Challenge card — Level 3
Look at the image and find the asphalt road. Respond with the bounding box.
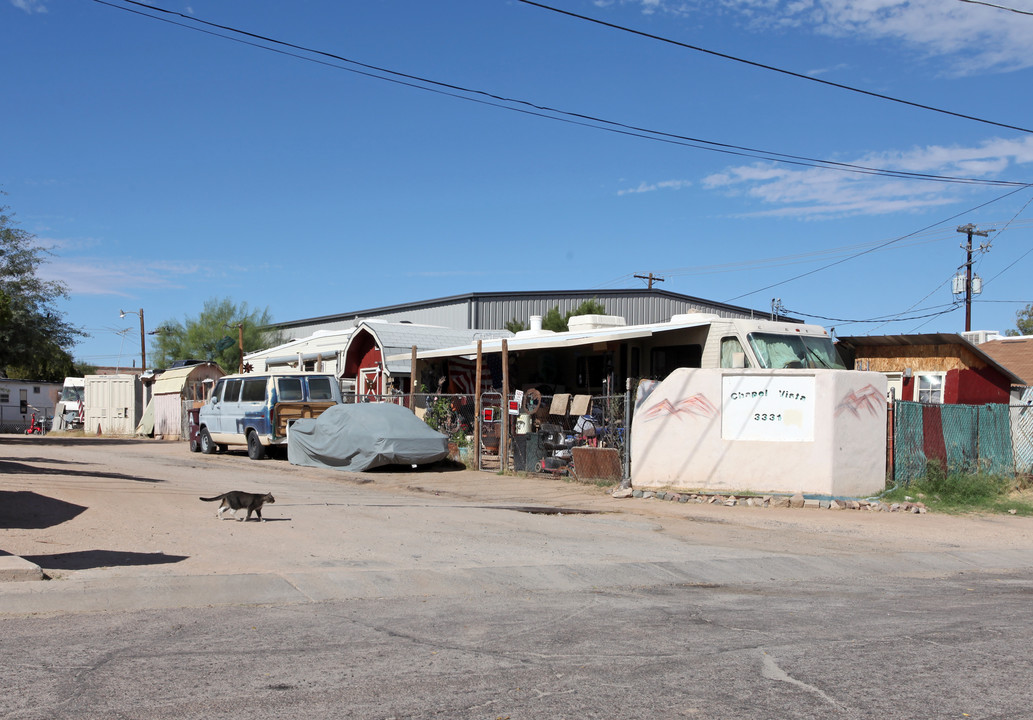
[2,436,1032,719]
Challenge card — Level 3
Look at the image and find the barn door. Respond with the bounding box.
[360,367,380,400]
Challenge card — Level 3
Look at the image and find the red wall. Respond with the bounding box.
[946,367,1011,404]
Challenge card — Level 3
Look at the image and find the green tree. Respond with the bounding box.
[0,201,84,380]
[1004,303,1033,337]
[539,299,608,333]
[505,318,527,333]
[541,305,567,332]
[151,297,283,373]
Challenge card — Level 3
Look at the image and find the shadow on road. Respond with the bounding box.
[0,437,149,447]
[0,491,88,529]
[13,550,189,571]
[0,460,164,483]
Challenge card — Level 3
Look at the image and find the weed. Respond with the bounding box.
[885,461,1033,515]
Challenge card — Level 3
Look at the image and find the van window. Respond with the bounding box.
[277,377,303,401]
[308,377,334,401]
[241,378,267,403]
[223,379,243,401]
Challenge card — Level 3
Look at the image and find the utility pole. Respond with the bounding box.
[634,273,665,289]
[956,224,992,333]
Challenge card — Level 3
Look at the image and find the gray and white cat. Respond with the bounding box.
[199,491,275,522]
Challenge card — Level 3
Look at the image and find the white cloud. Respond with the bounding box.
[701,136,1033,218]
[39,258,204,296]
[618,179,693,195]
[619,0,1033,74]
[11,0,48,13]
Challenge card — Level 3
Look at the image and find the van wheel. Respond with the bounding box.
[247,431,267,460]
[200,428,216,454]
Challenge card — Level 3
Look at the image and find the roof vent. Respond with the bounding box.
[515,315,556,338]
[567,315,627,332]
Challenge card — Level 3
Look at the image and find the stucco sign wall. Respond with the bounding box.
[721,374,815,442]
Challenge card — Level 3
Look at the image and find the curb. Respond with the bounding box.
[0,555,44,582]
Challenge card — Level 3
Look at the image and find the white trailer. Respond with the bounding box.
[84,374,143,435]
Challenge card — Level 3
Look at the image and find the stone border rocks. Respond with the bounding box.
[612,488,928,514]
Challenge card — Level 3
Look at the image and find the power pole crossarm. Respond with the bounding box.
[634,273,665,290]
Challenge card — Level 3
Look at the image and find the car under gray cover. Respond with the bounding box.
[287,402,448,472]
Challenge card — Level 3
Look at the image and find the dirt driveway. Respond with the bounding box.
[3,435,1032,584]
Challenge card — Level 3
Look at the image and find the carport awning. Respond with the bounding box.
[387,318,713,363]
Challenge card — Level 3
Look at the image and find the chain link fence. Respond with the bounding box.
[893,400,1018,485]
[1013,388,1033,475]
[0,406,49,435]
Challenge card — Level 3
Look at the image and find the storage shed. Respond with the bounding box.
[152,362,225,440]
[837,333,1023,405]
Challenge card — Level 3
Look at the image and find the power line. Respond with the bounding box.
[517,0,1033,136]
[787,302,962,324]
[957,0,1033,16]
[724,184,1033,303]
[90,0,1033,188]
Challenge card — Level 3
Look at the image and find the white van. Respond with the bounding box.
[198,373,342,459]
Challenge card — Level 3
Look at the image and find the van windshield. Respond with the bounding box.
[747,333,845,369]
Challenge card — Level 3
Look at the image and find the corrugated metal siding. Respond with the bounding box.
[278,291,770,337]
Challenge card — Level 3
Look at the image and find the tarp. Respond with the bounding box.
[287,402,448,472]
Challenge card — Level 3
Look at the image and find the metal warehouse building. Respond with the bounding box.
[273,289,790,337]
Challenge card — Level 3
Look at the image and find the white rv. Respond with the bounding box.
[52,377,86,430]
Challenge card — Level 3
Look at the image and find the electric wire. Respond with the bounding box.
[978,192,1033,286]
[957,0,1033,16]
[90,0,1032,188]
[723,184,1032,303]
[786,302,963,325]
[518,0,1033,136]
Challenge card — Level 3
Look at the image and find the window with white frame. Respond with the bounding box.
[916,372,945,404]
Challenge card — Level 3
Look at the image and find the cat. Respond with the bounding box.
[199,491,275,522]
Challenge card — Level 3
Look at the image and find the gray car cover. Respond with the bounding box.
[287,402,448,471]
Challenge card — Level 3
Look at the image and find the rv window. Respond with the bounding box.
[307,377,334,401]
[720,337,750,368]
[223,379,243,402]
[240,378,266,403]
[747,333,845,370]
[277,377,304,401]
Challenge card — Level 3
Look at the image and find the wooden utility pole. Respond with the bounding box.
[137,308,146,371]
[634,273,665,289]
[501,339,509,473]
[408,345,417,413]
[957,224,991,333]
[474,340,483,469]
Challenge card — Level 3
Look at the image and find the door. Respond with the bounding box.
[360,367,380,400]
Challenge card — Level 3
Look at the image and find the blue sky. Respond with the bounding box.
[5,0,1033,367]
